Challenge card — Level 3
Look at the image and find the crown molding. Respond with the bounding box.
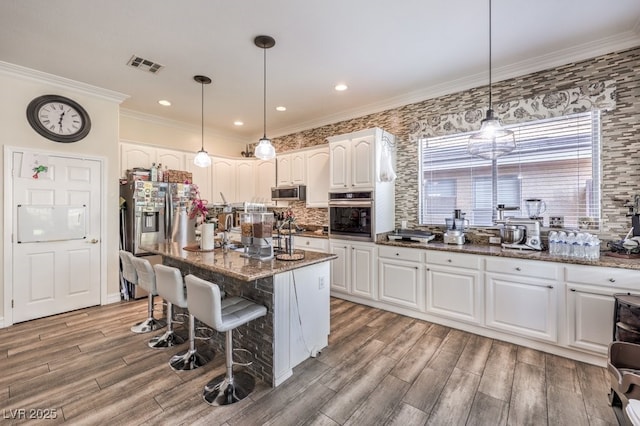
[269,31,640,139]
[0,61,128,103]
[120,108,249,144]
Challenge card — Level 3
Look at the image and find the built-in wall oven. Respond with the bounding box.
[328,191,374,241]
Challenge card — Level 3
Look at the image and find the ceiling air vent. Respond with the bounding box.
[126,55,164,74]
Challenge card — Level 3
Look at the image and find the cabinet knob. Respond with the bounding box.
[415,266,418,270]
[396,253,400,256]
[609,278,616,283]
[306,241,310,245]
[447,259,452,263]
[515,267,521,271]
[570,288,576,292]
[547,285,554,289]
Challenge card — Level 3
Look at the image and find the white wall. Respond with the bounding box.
[0,63,125,322]
[120,110,249,158]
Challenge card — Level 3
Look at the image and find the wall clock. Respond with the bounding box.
[26,94,91,143]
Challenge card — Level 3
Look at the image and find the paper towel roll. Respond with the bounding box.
[201,223,215,250]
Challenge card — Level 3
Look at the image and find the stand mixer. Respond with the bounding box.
[501,217,543,251]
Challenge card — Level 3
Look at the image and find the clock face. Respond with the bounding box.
[37,101,84,136]
[26,95,91,143]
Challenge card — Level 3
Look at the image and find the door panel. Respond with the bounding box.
[12,152,101,323]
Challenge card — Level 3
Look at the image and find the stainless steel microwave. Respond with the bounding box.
[271,185,306,201]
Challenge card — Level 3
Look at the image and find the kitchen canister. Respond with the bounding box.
[200,223,215,250]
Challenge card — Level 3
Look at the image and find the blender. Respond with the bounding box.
[525,199,546,220]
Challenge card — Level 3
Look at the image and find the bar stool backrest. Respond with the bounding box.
[119,250,138,285]
[185,274,223,331]
[130,256,157,294]
[153,264,187,309]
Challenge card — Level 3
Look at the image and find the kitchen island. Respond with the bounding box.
[142,242,337,387]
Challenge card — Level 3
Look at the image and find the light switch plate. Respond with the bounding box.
[489,236,501,244]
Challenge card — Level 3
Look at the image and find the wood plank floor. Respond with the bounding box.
[0,297,618,425]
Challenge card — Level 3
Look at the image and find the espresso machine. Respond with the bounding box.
[501,217,544,251]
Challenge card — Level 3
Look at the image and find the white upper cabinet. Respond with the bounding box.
[327,128,391,190]
[236,160,256,203]
[120,143,156,177]
[255,159,276,206]
[184,153,212,202]
[304,147,330,208]
[211,157,237,204]
[276,152,305,186]
[156,148,185,171]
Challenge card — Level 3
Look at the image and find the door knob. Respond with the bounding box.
[88,238,99,244]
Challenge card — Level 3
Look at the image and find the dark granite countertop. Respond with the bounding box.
[142,242,337,281]
[376,239,640,271]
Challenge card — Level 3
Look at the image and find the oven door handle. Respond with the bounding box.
[328,200,373,207]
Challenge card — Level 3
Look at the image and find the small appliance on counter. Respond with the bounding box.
[387,229,435,244]
[500,217,543,251]
[239,211,274,260]
[495,204,520,224]
[525,198,547,221]
[444,209,467,245]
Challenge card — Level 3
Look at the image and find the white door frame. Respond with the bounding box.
[3,145,108,327]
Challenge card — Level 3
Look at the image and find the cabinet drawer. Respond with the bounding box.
[295,236,329,252]
[427,251,481,270]
[565,265,640,290]
[378,245,424,263]
[485,257,558,280]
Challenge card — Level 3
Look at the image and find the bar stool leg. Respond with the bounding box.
[203,330,255,406]
[148,301,185,348]
[169,314,210,371]
[131,293,167,334]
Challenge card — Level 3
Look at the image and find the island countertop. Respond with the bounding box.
[141,242,337,281]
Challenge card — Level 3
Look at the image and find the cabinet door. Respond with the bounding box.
[485,273,557,342]
[379,258,423,310]
[184,153,212,203]
[255,159,276,205]
[236,160,256,203]
[156,149,185,171]
[294,236,329,253]
[305,148,330,208]
[351,135,374,189]
[566,283,616,354]
[426,266,482,324]
[276,154,292,186]
[329,141,350,189]
[351,243,376,300]
[120,143,156,177]
[329,242,349,293]
[291,152,306,185]
[211,158,237,204]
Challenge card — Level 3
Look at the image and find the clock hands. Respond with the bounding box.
[58,109,66,133]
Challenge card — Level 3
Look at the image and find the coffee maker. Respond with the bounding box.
[501,217,543,251]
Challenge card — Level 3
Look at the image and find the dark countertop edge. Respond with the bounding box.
[142,243,337,282]
[376,239,640,271]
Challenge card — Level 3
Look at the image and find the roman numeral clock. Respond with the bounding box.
[26,95,91,143]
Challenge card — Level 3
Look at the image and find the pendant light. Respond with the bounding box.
[193,75,212,168]
[468,0,515,160]
[254,35,277,160]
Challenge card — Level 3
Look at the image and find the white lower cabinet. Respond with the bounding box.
[485,258,559,343]
[425,252,482,325]
[378,246,424,310]
[329,240,376,299]
[564,264,640,354]
[294,236,329,253]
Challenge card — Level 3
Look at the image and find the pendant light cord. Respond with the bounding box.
[201,81,205,150]
[488,0,493,111]
[263,45,267,139]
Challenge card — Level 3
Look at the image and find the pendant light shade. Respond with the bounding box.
[468,0,515,160]
[193,75,212,168]
[254,35,277,160]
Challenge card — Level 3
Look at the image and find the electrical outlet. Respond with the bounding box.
[318,277,325,290]
[489,236,502,244]
[401,220,408,229]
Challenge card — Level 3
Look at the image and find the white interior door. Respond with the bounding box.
[12,152,101,323]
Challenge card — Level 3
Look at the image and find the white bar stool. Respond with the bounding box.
[185,274,267,406]
[119,250,138,294]
[149,264,187,349]
[129,256,166,333]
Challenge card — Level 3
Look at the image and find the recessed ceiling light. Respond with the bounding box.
[233,120,244,126]
[334,84,348,91]
[158,100,171,106]
[275,106,286,112]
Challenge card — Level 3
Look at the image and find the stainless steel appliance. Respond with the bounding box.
[444,209,467,245]
[271,185,306,201]
[500,217,543,250]
[239,211,274,260]
[525,198,547,220]
[120,180,192,255]
[328,191,374,241]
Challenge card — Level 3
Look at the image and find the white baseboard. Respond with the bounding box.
[104,292,122,305]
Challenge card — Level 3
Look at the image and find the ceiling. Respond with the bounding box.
[2,0,640,144]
